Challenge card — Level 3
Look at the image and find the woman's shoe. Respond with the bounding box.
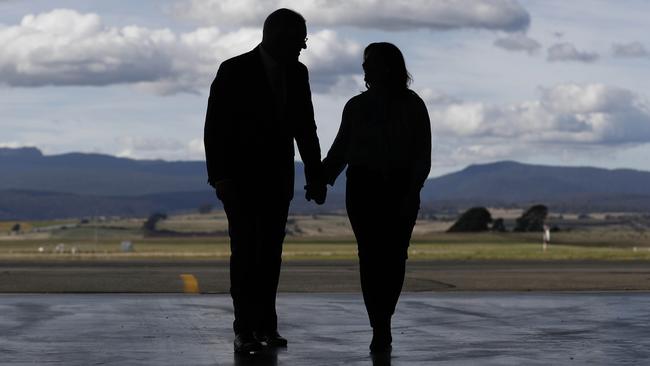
[369,327,392,353]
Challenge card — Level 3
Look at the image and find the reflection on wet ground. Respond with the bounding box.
[1,293,649,365]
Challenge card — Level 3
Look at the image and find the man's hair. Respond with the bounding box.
[262,8,306,41]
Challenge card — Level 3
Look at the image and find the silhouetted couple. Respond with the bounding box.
[204,8,431,355]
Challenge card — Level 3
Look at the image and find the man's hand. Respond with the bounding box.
[305,183,327,205]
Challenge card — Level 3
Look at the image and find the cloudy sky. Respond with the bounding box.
[2,0,650,177]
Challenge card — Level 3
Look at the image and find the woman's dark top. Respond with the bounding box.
[323,87,431,194]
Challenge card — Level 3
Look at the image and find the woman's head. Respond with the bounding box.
[363,42,412,91]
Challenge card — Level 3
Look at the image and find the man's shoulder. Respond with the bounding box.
[219,48,259,70]
[296,61,308,72]
[287,61,308,78]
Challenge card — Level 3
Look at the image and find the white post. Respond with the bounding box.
[542,225,550,252]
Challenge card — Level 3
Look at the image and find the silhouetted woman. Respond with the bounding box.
[323,42,431,352]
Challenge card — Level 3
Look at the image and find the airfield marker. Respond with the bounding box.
[543,225,550,252]
[180,274,200,294]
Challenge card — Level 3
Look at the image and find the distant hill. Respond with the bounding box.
[2,147,650,219]
[421,161,650,212]
[0,147,208,196]
[0,147,343,219]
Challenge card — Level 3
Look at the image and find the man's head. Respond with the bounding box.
[262,8,307,63]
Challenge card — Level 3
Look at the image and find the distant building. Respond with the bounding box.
[121,241,134,253]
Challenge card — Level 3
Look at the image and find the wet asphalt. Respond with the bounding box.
[1,292,649,365]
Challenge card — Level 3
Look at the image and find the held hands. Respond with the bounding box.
[305,183,327,205]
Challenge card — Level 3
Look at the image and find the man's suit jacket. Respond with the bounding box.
[204,46,322,200]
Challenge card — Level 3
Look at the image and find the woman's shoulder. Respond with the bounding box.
[405,89,426,105]
[343,92,368,112]
[344,88,425,109]
[348,91,369,103]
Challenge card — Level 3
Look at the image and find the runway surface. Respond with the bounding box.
[1,260,650,293]
[1,292,649,365]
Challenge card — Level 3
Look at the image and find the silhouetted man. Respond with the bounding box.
[204,8,326,354]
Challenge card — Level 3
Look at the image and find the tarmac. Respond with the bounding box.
[2,292,650,365]
[3,260,650,292]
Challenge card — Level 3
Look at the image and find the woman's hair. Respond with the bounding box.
[363,42,412,91]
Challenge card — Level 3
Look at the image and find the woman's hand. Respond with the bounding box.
[305,183,327,205]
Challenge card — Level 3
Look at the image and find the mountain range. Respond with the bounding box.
[2,147,650,219]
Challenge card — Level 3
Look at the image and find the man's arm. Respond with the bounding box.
[293,64,326,204]
[204,61,236,188]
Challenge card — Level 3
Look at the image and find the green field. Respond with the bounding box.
[1,234,650,261]
[2,211,650,261]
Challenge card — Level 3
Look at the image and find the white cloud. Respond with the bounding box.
[612,42,648,58]
[188,138,205,155]
[299,30,360,84]
[116,136,206,160]
[547,42,599,63]
[425,83,650,145]
[493,32,541,54]
[0,9,361,94]
[424,84,650,170]
[0,141,34,149]
[538,83,635,115]
[0,10,177,87]
[418,89,462,105]
[116,136,185,152]
[431,141,525,169]
[173,0,530,32]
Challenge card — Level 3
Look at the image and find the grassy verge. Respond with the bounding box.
[1,237,650,261]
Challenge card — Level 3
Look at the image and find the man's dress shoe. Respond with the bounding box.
[234,333,263,354]
[254,330,288,347]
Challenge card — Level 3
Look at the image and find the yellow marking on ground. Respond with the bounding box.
[180,274,200,294]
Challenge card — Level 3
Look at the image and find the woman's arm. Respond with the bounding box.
[410,95,432,192]
[322,99,354,186]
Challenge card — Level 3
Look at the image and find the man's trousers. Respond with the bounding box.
[221,190,290,334]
